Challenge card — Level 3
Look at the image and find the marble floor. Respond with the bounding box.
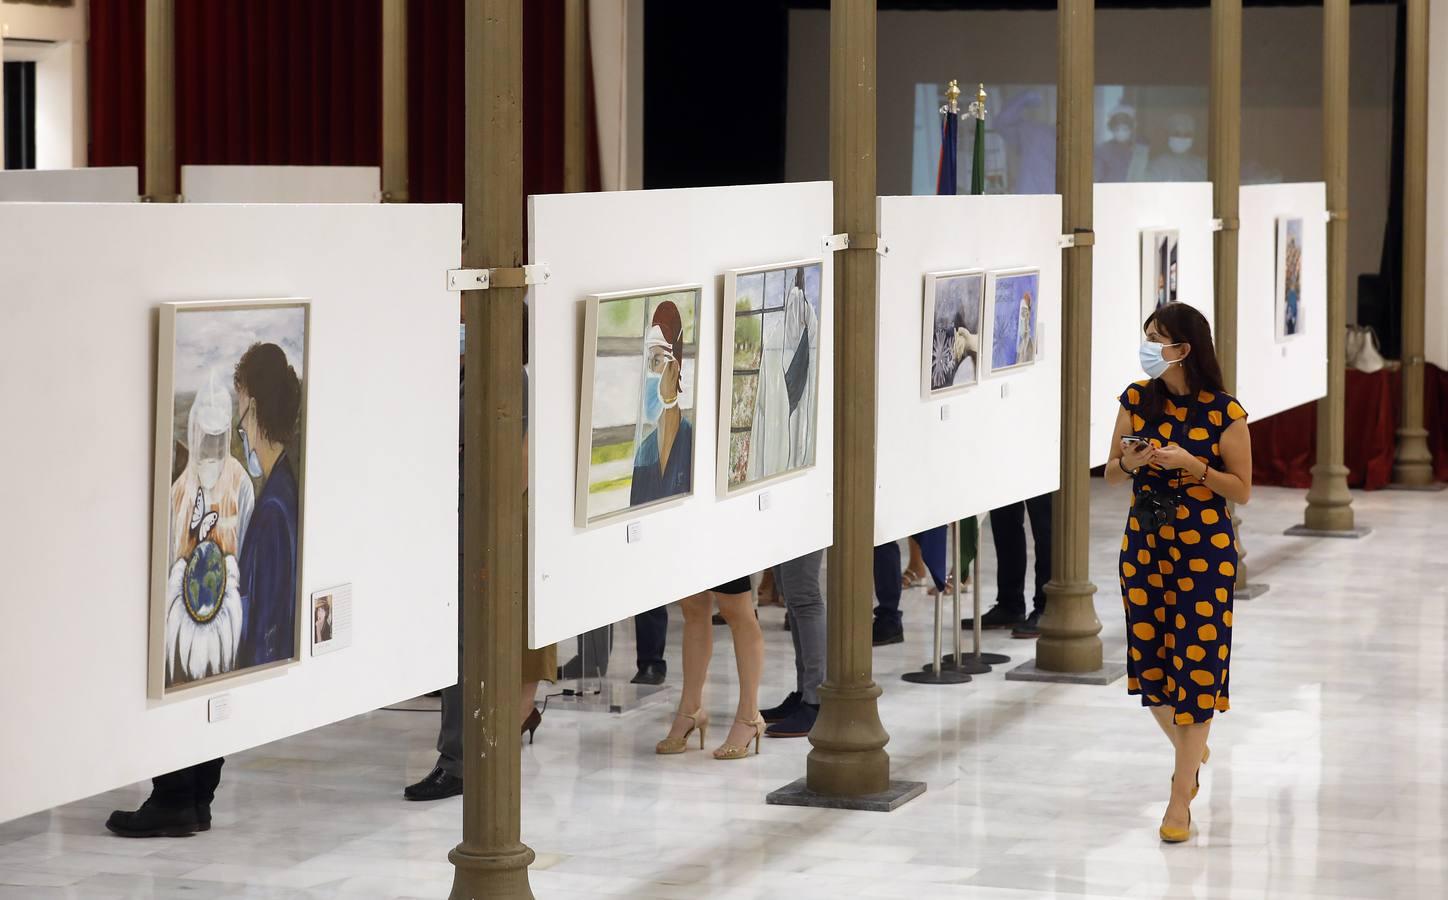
[3,482,1446,899]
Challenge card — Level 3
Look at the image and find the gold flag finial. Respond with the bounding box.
[941,79,962,116]
[978,83,987,105]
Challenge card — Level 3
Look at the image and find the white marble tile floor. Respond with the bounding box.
[1,482,1445,899]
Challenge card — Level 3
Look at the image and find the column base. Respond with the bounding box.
[1386,480,1446,492]
[1034,577,1103,673]
[448,843,535,900]
[1005,659,1126,685]
[806,680,891,797]
[1284,524,1373,539]
[766,777,926,812]
[1392,428,1435,486]
[1303,462,1355,532]
[1236,582,1271,600]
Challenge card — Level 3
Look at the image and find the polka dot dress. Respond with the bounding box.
[1118,381,1247,725]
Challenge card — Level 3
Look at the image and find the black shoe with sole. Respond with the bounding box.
[766,702,819,738]
[872,619,904,646]
[760,691,802,723]
[404,767,464,802]
[105,801,200,838]
[1011,608,1044,639]
[961,604,1026,631]
[630,663,666,686]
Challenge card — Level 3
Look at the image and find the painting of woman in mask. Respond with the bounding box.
[150,299,309,697]
[719,261,823,494]
[576,286,700,526]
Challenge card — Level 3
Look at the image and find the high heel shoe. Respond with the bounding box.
[1159,809,1192,843]
[521,708,542,744]
[712,715,765,760]
[655,710,709,755]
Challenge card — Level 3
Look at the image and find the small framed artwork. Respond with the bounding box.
[576,285,702,527]
[921,269,985,399]
[984,268,1041,376]
[717,260,824,496]
[1275,216,1304,341]
[149,298,310,699]
[1139,228,1180,327]
[311,585,353,656]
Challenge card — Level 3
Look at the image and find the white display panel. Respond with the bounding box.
[0,166,138,202]
[1238,183,1328,421]
[181,165,382,203]
[875,194,1063,545]
[1089,182,1216,467]
[0,202,460,824]
[528,183,835,647]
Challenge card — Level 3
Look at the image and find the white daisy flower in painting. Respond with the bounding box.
[164,544,243,686]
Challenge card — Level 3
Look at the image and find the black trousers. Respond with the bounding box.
[989,492,1053,616]
[634,606,668,669]
[150,758,224,811]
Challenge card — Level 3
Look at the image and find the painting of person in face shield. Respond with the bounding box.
[152,300,308,695]
[577,288,699,525]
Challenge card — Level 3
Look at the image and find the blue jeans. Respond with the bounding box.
[872,525,948,629]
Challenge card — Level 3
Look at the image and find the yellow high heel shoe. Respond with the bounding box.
[655,710,709,755]
[1160,809,1192,843]
[712,715,765,760]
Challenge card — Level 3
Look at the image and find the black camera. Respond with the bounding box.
[1134,490,1179,533]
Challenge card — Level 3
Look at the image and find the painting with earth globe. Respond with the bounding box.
[149,299,309,697]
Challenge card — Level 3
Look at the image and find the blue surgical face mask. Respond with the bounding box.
[239,403,265,478]
[1139,341,1182,380]
[642,372,664,423]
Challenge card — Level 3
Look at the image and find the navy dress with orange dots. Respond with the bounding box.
[1118,381,1247,725]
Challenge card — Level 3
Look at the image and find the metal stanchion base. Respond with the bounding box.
[929,654,997,675]
[901,667,972,685]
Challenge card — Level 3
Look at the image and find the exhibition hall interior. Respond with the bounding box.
[4,0,1448,898]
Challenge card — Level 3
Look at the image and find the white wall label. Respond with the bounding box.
[1000,383,1011,399]
[626,522,643,544]
[940,404,952,422]
[758,491,772,512]
[311,584,354,656]
[207,694,232,723]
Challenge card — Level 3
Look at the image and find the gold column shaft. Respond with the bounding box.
[807,0,892,797]
[450,1,534,897]
[381,0,410,203]
[1037,0,1103,674]
[144,0,177,203]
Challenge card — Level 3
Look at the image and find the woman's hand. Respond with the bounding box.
[1152,443,1204,476]
[1120,440,1155,472]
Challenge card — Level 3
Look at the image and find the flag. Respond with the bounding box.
[936,80,960,196]
[969,84,987,196]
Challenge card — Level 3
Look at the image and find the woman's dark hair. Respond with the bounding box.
[234,342,302,446]
[1140,303,1225,421]
[651,300,685,392]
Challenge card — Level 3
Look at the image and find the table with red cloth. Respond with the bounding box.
[1251,364,1448,490]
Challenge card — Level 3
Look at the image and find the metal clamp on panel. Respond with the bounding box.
[823,232,889,256]
[1058,229,1095,249]
[1210,217,1240,232]
[1326,209,1348,222]
[823,233,850,252]
[447,264,551,292]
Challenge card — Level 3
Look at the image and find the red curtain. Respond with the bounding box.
[87,0,144,168]
[1251,365,1448,490]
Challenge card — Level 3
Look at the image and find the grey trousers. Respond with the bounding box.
[774,549,826,705]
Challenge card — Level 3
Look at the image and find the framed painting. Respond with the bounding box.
[149,299,310,698]
[1139,228,1180,327]
[984,268,1041,375]
[717,260,824,496]
[1275,216,1304,341]
[920,269,985,399]
[576,285,701,527]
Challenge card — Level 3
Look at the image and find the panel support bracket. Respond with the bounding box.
[447,264,551,291]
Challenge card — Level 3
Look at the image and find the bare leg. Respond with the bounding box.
[715,590,763,749]
[518,681,539,725]
[665,593,713,741]
[1164,719,1212,831]
[903,537,926,585]
[1149,704,1182,751]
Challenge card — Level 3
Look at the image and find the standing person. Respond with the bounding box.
[628,301,693,686]
[654,577,765,760]
[1146,112,1207,182]
[964,493,1053,638]
[759,550,825,737]
[1105,303,1251,843]
[873,526,947,646]
[1094,105,1149,183]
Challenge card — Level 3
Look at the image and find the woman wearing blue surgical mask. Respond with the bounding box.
[1104,303,1252,844]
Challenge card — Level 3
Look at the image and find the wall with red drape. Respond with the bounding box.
[87,0,144,168]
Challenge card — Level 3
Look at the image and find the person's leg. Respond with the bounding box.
[1165,720,1212,832]
[715,590,764,750]
[435,601,464,777]
[1025,492,1054,611]
[662,593,713,743]
[903,536,927,584]
[1148,705,1182,750]
[872,541,903,638]
[106,765,204,836]
[519,681,540,724]
[775,551,825,705]
[634,605,668,671]
[914,526,949,592]
[990,501,1028,615]
[191,758,224,830]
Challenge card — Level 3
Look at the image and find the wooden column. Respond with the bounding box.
[1393,0,1436,487]
[1300,0,1358,533]
[563,0,588,194]
[808,0,892,798]
[380,0,410,203]
[143,0,177,203]
[1034,0,1104,675]
[449,1,534,898]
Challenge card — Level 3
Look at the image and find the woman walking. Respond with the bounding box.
[1104,303,1252,843]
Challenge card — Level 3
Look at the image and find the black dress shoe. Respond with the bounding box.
[630,663,666,686]
[1011,608,1044,639]
[196,803,211,833]
[872,619,904,646]
[404,767,464,801]
[961,603,1026,631]
[760,691,802,723]
[105,801,199,838]
[765,702,819,738]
